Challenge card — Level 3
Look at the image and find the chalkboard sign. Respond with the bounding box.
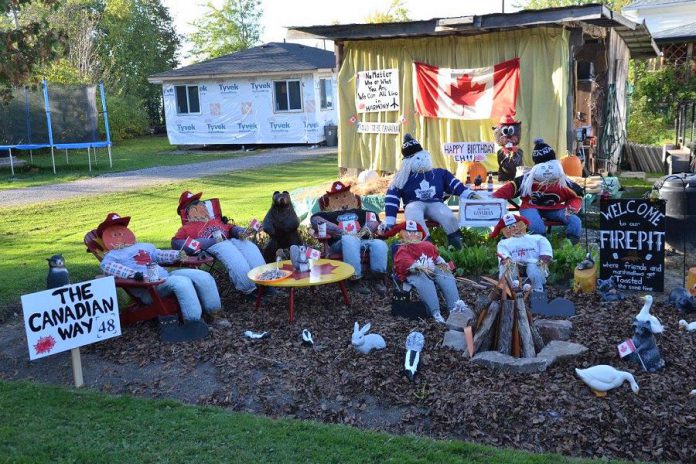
[599,199,666,292]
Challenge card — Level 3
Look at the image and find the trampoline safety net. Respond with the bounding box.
[0,86,50,147]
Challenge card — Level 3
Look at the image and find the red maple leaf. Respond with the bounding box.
[133,250,152,265]
[282,263,338,280]
[34,335,56,355]
[448,73,487,107]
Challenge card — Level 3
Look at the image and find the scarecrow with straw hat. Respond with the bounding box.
[384,134,479,249]
[97,212,221,326]
[489,213,553,292]
[385,220,470,323]
[171,190,266,298]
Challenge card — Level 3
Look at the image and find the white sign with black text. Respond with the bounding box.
[459,197,507,227]
[355,69,400,113]
[356,122,401,134]
[22,277,121,360]
[443,142,495,163]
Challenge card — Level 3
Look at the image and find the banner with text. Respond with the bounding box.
[599,199,666,292]
[356,122,401,134]
[22,277,121,360]
[355,69,400,113]
[443,142,495,162]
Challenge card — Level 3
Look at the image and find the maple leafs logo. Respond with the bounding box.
[449,73,486,107]
[133,250,152,265]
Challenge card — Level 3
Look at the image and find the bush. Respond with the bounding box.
[102,94,150,141]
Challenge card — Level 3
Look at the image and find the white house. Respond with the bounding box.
[148,42,338,146]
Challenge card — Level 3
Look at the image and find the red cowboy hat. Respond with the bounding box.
[382,220,427,238]
[177,191,203,214]
[497,114,521,126]
[96,212,131,237]
[325,181,352,196]
[489,213,529,239]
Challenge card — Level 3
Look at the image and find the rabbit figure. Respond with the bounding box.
[351,322,386,354]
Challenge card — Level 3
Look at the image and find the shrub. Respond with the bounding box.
[101,94,150,141]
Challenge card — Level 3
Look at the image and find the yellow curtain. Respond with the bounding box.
[337,27,569,174]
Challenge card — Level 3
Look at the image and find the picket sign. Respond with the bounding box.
[21,276,121,387]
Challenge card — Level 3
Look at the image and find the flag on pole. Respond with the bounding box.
[306,247,321,260]
[183,236,202,254]
[617,339,636,358]
[248,218,262,232]
[413,58,520,120]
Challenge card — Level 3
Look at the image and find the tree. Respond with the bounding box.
[189,0,262,61]
[364,0,409,23]
[516,0,632,10]
[0,0,64,100]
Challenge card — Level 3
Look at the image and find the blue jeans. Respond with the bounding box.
[499,262,547,292]
[209,238,266,294]
[520,208,581,239]
[406,268,460,316]
[330,235,388,278]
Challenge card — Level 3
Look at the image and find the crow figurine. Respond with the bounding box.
[46,254,70,289]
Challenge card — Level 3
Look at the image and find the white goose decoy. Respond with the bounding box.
[575,365,639,397]
[678,320,696,332]
[691,389,696,396]
[635,295,664,334]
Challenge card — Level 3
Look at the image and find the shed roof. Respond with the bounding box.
[624,0,691,9]
[148,42,335,83]
[652,21,696,42]
[287,4,659,58]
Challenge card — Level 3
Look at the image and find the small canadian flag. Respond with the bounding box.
[183,236,202,253]
[617,339,637,358]
[339,220,359,234]
[248,218,262,232]
[349,115,358,125]
[306,247,321,260]
[366,212,377,222]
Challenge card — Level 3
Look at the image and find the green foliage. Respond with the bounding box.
[0,0,64,99]
[364,0,409,23]
[547,239,593,284]
[626,95,672,145]
[439,244,499,277]
[516,0,630,10]
[104,94,150,140]
[189,0,262,61]
[34,59,90,85]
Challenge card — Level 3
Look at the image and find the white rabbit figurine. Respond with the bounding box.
[351,322,386,354]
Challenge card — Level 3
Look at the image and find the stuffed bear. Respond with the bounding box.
[262,190,301,263]
[493,114,524,182]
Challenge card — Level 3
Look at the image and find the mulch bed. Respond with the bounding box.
[90,282,696,462]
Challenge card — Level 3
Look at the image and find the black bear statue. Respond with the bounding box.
[262,190,301,263]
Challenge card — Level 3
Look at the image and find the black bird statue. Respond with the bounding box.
[46,254,70,289]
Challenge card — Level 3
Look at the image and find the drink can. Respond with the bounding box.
[318,222,327,238]
[146,263,159,282]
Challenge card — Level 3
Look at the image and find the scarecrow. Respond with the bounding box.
[384,134,478,249]
[98,212,221,323]
[493,114,524,182]
[385,220,467,323]
[171,191,266,297]
[310,181,388,294]
[489,213,552,292]
[492,139,583,244]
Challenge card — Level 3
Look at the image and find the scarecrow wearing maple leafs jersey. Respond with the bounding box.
[310,181,387,292]
[384,134,478,249]
[493,139,584,244]
[171,191,265,296]
[386,220,467,323]
[97,213,221,322]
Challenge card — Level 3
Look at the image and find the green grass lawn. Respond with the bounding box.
[0,380,611,464]
[0,154,337,317]
[0,136,252,190]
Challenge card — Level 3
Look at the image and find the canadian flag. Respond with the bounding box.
[183,236,202,254]
[413,58,520,120]
[617,339,637,358]
[248,218,262,232]
[305,247,321,260]
[339,220,359,234]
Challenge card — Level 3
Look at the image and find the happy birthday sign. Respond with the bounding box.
[443,142,495,162]
[22,277,121,360]
[599,199,666,292]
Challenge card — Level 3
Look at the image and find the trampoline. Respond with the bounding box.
[0,80,112,176]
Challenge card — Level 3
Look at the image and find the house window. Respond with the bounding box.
[175,85,200,114]
[274,80,302,112]
[319,78,333,110]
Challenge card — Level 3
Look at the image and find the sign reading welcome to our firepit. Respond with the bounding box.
[599,199,666,292]
[21,277,121,360]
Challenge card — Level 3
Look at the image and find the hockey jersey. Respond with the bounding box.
[393,241,445,281]
[496,234,553,264]
[385,169,470,222]
[493,176,583,211]
[100,243,179,280]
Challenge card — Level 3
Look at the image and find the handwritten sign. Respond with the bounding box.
[21,277,121,360]
[599,199,666,292]
[355,69,400,113]
[459,197,507,227]
[357,122,400,134]
[443,142,495,162]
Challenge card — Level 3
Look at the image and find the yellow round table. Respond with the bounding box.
[247,259,355,322]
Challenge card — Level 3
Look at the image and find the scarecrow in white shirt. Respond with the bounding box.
[489,213,553,292]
